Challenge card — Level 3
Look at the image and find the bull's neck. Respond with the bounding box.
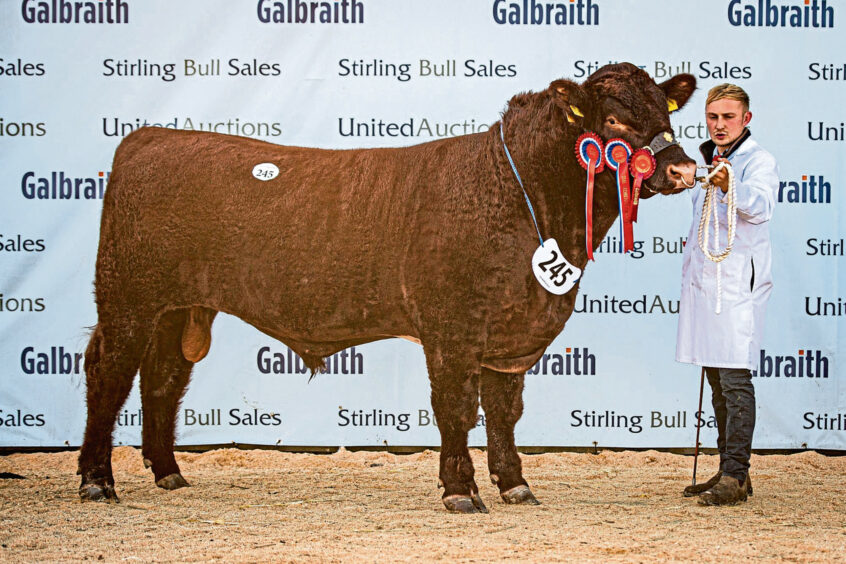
[496,114,621,265]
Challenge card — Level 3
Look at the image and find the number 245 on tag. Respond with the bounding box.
[531,238,581,295]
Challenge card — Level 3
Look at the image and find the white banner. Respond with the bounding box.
[1,0,843,450]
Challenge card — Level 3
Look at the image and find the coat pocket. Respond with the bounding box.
[715,251,749,303]
[750,257,755,292]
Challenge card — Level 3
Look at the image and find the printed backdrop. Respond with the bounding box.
[1,0,843,450]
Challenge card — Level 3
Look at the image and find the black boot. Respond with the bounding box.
[683,471,722,497]
[697,475,749,506]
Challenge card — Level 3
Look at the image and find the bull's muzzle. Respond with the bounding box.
[666,161,697,189]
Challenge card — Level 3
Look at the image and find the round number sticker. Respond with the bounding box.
[252,163,279,181]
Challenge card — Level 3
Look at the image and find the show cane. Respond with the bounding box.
[691,366,706,487]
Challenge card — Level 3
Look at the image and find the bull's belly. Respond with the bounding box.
[170,252,408,334]
[157,249,567,370]
[480,305,572,374]
[228,304,412,355]
[481,347,548,374]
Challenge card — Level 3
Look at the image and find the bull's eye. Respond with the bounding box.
[604,116,633,135]
[605,116,626,129]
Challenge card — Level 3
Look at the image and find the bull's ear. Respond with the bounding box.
[549,79,590,124]
[659,74,696,113]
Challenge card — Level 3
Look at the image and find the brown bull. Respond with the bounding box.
[78,63,697,513]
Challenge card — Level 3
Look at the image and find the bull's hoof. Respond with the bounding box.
[501,485,541,505]
[443,494,489,514]
[471,493,489,514]
[156,473,190,490]
[79,482,119,502]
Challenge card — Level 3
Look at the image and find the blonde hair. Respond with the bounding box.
[706,84,750,112]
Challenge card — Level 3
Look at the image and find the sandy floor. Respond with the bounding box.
[1,447,844,562]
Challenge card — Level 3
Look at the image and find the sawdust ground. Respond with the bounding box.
[1,447,844,562]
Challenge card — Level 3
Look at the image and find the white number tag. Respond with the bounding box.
[252,163,279,181]
[532,238,581,295]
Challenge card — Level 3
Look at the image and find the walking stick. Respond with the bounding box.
[691,366,706,486]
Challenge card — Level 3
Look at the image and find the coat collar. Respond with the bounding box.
[699,127,753,164]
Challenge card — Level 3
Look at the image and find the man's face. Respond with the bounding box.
[705,98,752,150]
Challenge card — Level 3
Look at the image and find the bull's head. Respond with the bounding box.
[551,63,697,195]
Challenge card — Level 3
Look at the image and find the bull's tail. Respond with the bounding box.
[304,353,328,382]
[78,324,105,477]
[84,324,105,378]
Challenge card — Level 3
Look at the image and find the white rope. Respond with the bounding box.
[697,160,736,315]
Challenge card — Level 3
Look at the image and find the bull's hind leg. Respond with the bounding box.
[78,321,151,501]
[480,369,539,505]
[140,309,207,490]
[424,342,487,514]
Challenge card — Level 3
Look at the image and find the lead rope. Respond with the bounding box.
[697,160,736,314]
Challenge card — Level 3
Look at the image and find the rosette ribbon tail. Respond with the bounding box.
[585,157,596,260]
[628,148,656,224]
[631,173,643,223]
[576,132,605,261]
[618,161,634,252]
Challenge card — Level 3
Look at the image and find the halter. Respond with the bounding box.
[644,129,681,156]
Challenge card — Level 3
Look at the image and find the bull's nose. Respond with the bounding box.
[667,161,696,188]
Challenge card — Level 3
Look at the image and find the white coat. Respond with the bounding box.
[675,131,779,370]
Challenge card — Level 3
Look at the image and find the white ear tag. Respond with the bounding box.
[252,163,279,181]
[532,238,581,295]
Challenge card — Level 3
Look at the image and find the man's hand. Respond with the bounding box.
[709,156,730,193]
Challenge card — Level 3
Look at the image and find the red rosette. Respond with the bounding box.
[629,148,655,223]
[629,148,657,179]
[575,132,605,173]
[604,138,632,171]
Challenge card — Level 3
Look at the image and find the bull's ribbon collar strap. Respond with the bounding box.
[500,124,544,246]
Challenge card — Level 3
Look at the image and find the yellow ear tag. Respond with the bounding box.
[567,114,576,123]
[569,105,584,117]
[667,98,679,113]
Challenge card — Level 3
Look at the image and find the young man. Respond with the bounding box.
[675,84,779,505]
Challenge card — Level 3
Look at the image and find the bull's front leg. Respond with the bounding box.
[480,368,540,505]
[424,343,487,514]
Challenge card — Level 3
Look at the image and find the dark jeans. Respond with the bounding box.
[705,366,756,483]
